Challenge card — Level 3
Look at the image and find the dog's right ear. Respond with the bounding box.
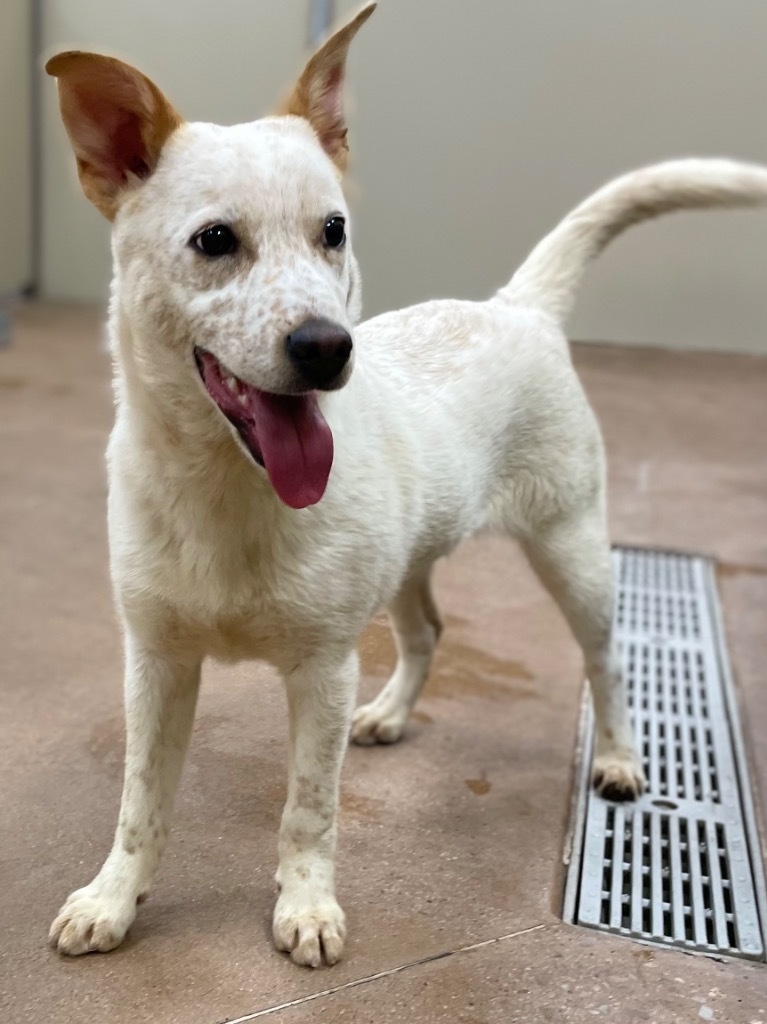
[46,52,183,220]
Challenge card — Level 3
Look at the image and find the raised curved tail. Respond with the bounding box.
[498,158,767,324]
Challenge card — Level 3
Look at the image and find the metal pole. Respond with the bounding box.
[0,0,41,344]
[27,0,43,299]
[308,0,334,47]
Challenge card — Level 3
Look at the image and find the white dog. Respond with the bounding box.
[46,2,767,968]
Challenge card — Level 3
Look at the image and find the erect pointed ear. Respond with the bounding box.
[46,52,183,220]
[277,2,376,173]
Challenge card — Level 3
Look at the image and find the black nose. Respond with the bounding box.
[286,319,353,389]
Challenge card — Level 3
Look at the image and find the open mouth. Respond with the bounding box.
[195,348,334,510]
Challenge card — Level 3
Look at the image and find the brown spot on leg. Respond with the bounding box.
[296,774,325,814]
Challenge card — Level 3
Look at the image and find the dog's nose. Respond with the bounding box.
[286,319,353,389]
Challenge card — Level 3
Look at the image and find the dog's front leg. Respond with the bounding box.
[49,631,201,955]
[273,647,357,968]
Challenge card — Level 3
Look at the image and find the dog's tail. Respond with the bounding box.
[498,158,767,324]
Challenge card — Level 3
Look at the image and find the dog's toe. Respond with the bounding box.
[350,701,407,745]
[49,885,135,955]
[592,752,646,802]
[273,892,346,968]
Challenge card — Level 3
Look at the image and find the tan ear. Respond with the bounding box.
[278,2,376,173]
[46,52,183,220]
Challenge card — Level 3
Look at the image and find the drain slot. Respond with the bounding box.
[563,547,766,960]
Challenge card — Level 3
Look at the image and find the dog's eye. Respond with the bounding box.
[193,225,238,257]
[322,216,346,249]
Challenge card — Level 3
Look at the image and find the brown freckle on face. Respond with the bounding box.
[152,827,160,841]
[124,843,136,855]
[604,728,614,741]
[297,867,310,880]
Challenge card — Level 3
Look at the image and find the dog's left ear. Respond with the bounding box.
[46,52,183,220]
[277,2,376,173]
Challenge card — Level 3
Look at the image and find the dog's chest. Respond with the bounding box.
[128,535,351,663]
[114,468,391,662]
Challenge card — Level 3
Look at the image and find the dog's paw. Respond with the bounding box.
[350,700,408,745]
[272,890,346,968]
[49,884,137,956]
[592,750,647,802]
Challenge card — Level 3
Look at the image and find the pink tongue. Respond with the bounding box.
[245,391,334,509]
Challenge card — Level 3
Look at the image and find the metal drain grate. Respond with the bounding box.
[563,547,766,960]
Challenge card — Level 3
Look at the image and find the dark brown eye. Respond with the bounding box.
[193,224,238,257]
[322,216,346,249]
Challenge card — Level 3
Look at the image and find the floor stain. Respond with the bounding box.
[0,377,73,396]
[718,560,767,579]
[632,947,655,963]
[425,639,537,702]
[465,775,492,796]
[340,789,386,822]
[412,709,434,725]
[358,618,395,677]
[443,612,469,628]
[359,619,539,703]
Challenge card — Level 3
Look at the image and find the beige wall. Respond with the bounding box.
[42,1,767,353]
[0,0,32,294]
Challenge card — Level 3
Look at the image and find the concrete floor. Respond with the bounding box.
[1,305,766,1024]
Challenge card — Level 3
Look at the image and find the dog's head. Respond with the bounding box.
[47,3,375,509]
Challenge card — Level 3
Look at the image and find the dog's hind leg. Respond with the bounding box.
[49,632,201,954]
[521,508,646,801]
[351,563,442,745]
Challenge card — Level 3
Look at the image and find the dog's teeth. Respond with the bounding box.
[226,377,237,391]
[238,393,248,405]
